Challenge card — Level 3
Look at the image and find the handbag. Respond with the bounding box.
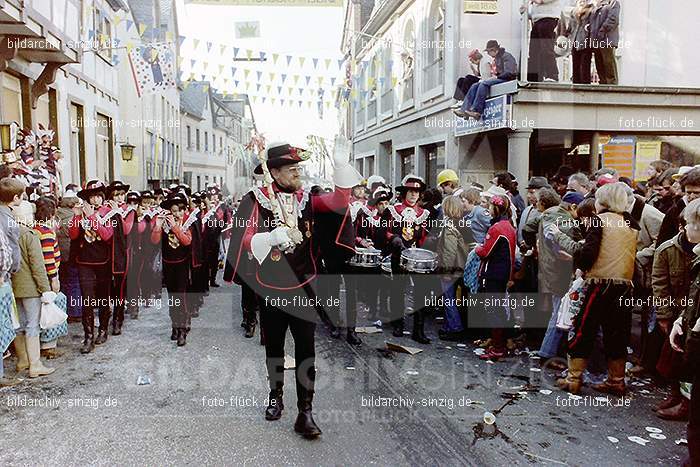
[556,277,586,330]
[40,292,68,330]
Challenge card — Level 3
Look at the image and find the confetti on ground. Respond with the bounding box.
[627,436,650,446]
[406,370,419,376]
[607,436,619,443]
[645,427,662,434]
[539,389,552,395]
[648,433,666,440]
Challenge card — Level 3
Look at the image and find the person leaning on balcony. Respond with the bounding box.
[520,0,561,82]
[589,0,620,84]
[451,49,494,107]
[566,0,595,84]
[454,40,518,121]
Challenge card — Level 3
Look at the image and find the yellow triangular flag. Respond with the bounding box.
[192,39,200,50]
[298,57,306,67]
[266,85,272,94]
[203,61,208,71]
[218,64,224,74]
[307,101,312,109]
[245,82,250,91]
[244,69,251,79]
[317,76,323,85]
[392,77,398,87]
[325,102,330,109]
[293,75,300,85]
[246,49,253,60]
[126,42,134,53]
[324,58,331,70]
[138,23,147,35]
[166,31,174,42]
[272,53,279,64]
[288,87,293,95]
[220,44,226,55]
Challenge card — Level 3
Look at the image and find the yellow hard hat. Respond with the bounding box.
[437,169,459,187]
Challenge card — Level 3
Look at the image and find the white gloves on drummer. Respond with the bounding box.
[251,226,293,264]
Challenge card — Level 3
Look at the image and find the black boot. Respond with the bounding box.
[80,308,95,354]
[346,328,362,346]
[244,322,256,339]
[95,329,109,345]
[294,393,322,439]
[330,325,341,339]
[176,328,187,347]
[171,328,178,341]
[391,319,405,338]
[129,308,139,320]
[112,320,123,336]
[265,388,284,420]
[411,311,430,344]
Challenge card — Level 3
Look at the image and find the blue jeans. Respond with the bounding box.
[440,278,463,333]
[538,294,564,359]
[461,78,507,115]
[17,297,42,337]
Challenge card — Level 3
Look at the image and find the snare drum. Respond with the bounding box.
[349,247,382,268]
[380,255,392,278]
[400,248,438,274]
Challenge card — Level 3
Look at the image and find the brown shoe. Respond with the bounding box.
[592,359,626,397]
[556,357,587,395]
[657,398,690,421]
[655,384,682,412]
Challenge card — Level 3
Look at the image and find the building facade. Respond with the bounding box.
[342,0,700,191]
[0,0,128,187]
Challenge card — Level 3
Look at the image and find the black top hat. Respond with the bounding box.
[178,184,192,197]
[396,174,427,194]
[254,142,308,175]
[106,180,130,198]
[527,176,550,190]
[191,191,203,203]
[78,180,106,201]
[160,194,188,211]
[140,190,155,200]
[368,185,393,206]
[485,40,500,51]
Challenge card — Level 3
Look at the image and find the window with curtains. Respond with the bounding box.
[423,0,445,93]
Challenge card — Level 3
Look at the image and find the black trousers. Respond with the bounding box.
[241,281,259,325]
[594,47,618,84]
[453,75,480,101]
[164,260,190,329]
[78,263,112,334]
[260,290,317,407]
[572,48,593,84]
[568,282,632,359]
[527,17,559,81]
[111,273,126,324]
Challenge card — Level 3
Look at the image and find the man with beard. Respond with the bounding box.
[224,140,359,439]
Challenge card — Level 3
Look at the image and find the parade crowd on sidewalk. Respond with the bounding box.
[0,126,234,386]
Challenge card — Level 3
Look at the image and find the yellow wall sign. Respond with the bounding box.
[186,0,342,6]
[634,141,662,181]
[602,136,636,180]
[464,0,498,14]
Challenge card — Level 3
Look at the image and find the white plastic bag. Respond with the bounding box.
[40,294,67,330]
[556,277,585,330]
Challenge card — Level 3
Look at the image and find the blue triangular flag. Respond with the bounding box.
[256,71,263,81]
[262,97,266,103]
[312,58,319,69]
[286,55,293,66]
[256,84,261,92]
[281,74,287,83]
[191,59,196,68]
[337,58,345,69]
[331,77,336,86]
[277,86,282,94]
[206,42,213,52]
[231,67,237,76]
[178,36,186,47]
[305,76,311,86]
[260,51,266,61]
[233,47,240,57]
[126,20,134,31]
[298,88,303,95]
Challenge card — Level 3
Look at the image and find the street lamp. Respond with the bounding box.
[119,140,135,161]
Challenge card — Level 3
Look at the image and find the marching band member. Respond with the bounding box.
[105,181,132,336]
[124,191,142,320]
[186,191,206,319]
[69,180,114,354]
[224,140,360,439]
[357,184,392,324]
[151,193,192,346]
[202,185,226,288]
[381,174,431,343]
[135,190,158,309]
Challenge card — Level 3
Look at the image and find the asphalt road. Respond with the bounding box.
[0,279,690,466]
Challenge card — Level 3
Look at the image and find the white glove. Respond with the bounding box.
[332,135,363,188]
[251,227,292,265]
[670,316,685,352]
[41,291,56,304]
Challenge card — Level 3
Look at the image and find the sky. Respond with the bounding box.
[176,0,346,148]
